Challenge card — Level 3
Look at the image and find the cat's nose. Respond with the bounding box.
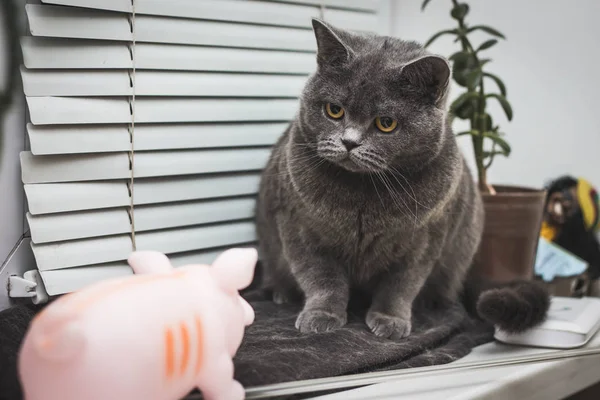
[342,139,360,151]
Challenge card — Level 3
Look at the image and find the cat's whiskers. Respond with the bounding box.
[296,158,330,193]
[351,151,386,172]
[381,173,415,219]
[369,173,385,208]
[289,143,316,150]
[388,171,419,233]
[379,171,420,236]
[375,171,414,223]
[386,167,425,238]
[285,150,330,188]
[374,171,403,217]
[260,149,325,178]
[389,167,431,210]
[319,148,347,163]
[347,153,416,224]
[358,150,386,166]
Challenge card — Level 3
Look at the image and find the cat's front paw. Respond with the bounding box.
[366,311,412,339]
[295,309,347,333]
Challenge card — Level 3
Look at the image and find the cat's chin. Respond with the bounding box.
[338,160,370,173]
[334,157,382,174]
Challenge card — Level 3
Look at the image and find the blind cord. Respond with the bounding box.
[128,0,137,250]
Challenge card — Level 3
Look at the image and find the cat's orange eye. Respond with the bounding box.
[375,117,398,133]
[325,103,345,119]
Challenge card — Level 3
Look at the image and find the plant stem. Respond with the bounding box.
[484,143,497,170]
[476,71,488,191]
[453,1,490,192]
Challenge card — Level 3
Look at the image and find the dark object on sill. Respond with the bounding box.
[473,185,546,282]
[540,176,600,296]
[543,273,590,298]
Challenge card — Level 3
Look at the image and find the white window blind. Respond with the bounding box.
[20,0,382,297]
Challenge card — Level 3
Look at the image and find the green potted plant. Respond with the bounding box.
[422,0,546,282]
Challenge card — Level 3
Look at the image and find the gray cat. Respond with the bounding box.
[255,19,548,339]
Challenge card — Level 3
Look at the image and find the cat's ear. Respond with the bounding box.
[312,19,352,67]
[400,55,451,107]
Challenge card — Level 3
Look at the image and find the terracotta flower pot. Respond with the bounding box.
[474,185,547,282]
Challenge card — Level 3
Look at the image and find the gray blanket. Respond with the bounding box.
[0,294,493,399]
[234,291,494,387]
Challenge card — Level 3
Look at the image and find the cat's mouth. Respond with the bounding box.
[318,148,387,173]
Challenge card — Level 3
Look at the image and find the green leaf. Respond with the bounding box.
[449,51,469,62]
[483,72,507,96]
[455,131,509,157]
[483,150,508,158]
[450,91,480,119]
[466,25,506,39]
[477,39,498,52]
[479,59,492,67]
[482,132,511,156]
[453,102,474,120]
[421,0,433,11]
[455,130,479,137]
[451,3,469,20]
[452,53,478,87]
[451,91,480,109]
[483,113,493,131]
[486,94,513,121]
[424,29,458,48]
[465,69,482,89]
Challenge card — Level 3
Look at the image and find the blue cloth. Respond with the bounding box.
[535,238,588,282]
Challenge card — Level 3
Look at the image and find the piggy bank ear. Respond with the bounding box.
[128,251,173,275]
[211,248,258,292]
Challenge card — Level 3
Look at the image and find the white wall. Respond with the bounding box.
[0,4,26,265]
[391,0,600,189]
[0,2,30,309]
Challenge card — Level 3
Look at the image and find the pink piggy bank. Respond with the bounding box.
[19,248,257,400]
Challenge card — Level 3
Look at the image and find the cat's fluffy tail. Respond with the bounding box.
[465,276,551,333]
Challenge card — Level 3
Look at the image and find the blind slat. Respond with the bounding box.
[22,69,308,97]
[21,148,271,184]
[39,246,254,295]
[268,0,379,12]
[22,37,316,73]
[28,197,256,243]
[32,221,256,270]
[28,122,287,155]
[25,174,262,215]
[41,0,316,29]
[26,97,298,125]
[41,0,377,30]
[27,5,317,51]
[40,266,133,295]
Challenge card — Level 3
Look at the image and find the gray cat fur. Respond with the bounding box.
[255,19,547,339]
